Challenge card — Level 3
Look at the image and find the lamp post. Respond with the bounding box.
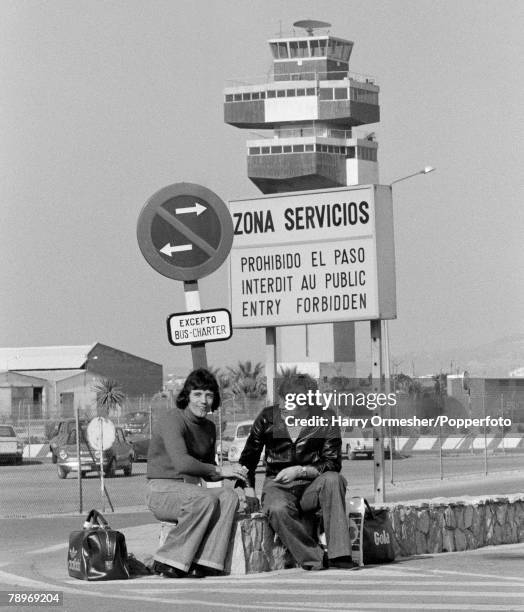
[385,166,436,483]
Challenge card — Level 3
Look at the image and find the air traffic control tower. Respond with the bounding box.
[224,20,381,377]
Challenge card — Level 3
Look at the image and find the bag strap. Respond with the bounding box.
[363,499,376,520]
[85,509,109,528]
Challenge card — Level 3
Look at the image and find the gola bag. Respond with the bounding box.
[67,509,130,580]
[348,497,395,566]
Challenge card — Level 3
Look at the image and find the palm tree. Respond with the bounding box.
[92,378,125,418]
[227,361,266,399]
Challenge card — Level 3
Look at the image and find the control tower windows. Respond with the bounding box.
[310,39,327,57]
[277,42,288,58]
[289,40,309,58]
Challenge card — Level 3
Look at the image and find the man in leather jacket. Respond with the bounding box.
[238,374,353,570]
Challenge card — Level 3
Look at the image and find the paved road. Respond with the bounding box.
[0,514,523,612]
[1,454,523,516]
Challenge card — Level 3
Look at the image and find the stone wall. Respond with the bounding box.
[379,494,524,557]
[148,494,524,575]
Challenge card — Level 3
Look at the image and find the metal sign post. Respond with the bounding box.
[370,320,385,503]
[99,422,105,512]
[74,404,83,515]
[87,417,116,514]
[183,280,207,369]
[265,327,277,406]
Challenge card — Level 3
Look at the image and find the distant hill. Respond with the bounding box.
[393,335,524,378]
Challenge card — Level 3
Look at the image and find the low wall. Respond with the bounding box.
[129,494,524,575]
[380,494,524,556]
[233,494,524,572]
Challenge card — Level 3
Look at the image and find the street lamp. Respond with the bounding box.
[384,166,436,482]
[390,166,436,186]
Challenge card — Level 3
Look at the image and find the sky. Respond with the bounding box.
[1,0,523,377]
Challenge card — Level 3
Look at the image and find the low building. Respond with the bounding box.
[0,343,163,421]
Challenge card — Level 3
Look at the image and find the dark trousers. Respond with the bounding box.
[261,471,351,570]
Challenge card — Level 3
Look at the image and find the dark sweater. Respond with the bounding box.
[147,407,218,480]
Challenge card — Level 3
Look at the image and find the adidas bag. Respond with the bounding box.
[67,509,129,581]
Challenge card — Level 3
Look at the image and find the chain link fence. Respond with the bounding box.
[1,378,523,517]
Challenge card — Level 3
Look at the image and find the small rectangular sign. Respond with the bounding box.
[167,308,232,346]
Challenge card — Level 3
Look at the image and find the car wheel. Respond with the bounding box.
[57,465,68,479]
[123,458,133,477]
[51,451,58,464]
[104,458,116,478]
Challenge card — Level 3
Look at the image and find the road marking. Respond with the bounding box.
[262,601,523,611]
[430,568,524,583]
[131,587,524,598]
[2,568,522,612]
[30,543,69,555]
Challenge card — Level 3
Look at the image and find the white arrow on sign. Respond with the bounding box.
[175,202,206,216]
[160,243,193,256]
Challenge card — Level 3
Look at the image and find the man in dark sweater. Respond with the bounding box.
[238,374,353,570]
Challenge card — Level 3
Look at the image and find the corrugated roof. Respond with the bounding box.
[0,345,94,371]
[14,369,88,382]
[0,371,49,386]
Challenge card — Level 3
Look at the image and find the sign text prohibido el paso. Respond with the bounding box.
[228,185,397,328]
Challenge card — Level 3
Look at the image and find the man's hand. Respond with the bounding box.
[217,464,248,483]
[274,465,303,484]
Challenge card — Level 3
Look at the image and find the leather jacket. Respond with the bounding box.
[238,405,342,488]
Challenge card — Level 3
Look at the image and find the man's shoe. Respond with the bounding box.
[191,564,221,577]
[329,556,359,570]
[301,551,329,571]
[153,560,188,578]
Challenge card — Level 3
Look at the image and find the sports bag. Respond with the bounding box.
[67,509,130,580]
[348,497,396,566]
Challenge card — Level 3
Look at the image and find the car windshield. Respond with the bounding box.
[66,428,88,445]
[221,424,238,441]
[124,413,148,423]
[0,426,15,437]
[235,424,252,438]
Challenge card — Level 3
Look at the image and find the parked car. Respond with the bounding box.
[48,418,88,464]
[215,422,239,461]
[342,427,390,460]
[122,411,150,435]
[227,421,255,463]
[56,425,134,479]
[0,425,24,464]
[127,421,151,461]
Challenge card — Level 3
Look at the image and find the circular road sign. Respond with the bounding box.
[86,417,116,451]
[137,182,234,281]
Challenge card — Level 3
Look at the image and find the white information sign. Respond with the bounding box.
[229,185,396,328]
[167,308,232,346]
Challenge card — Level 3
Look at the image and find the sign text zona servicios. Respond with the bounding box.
[167,309,232,346]
[228,185,397,328]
